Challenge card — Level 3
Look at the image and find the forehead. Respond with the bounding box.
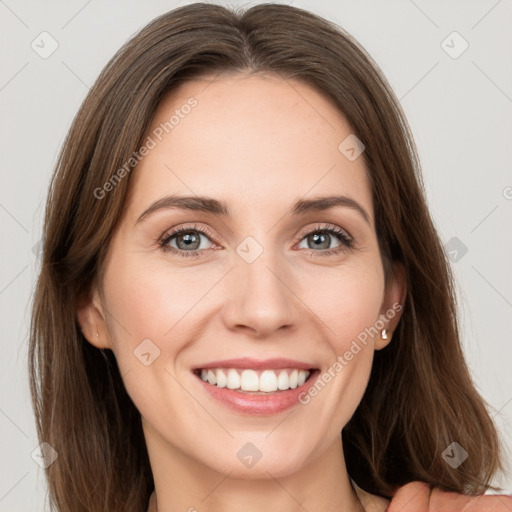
[125,73,373,222]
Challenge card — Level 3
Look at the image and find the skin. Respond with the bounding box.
[78,73,406,512]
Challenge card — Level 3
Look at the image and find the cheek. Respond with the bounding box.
[294,260,384,422]
[100,250,229,379]
[102,254,213,340]
[98,254,216,426]
[297,257,385,351]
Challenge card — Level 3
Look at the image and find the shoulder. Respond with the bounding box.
[387,481,512,512]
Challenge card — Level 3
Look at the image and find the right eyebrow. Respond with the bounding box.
[136,195,228,224]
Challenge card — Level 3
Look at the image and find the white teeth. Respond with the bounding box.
[226,369,240,389]
[259,370,278,392]
[277,369,290,390]
[240,369,259,391]
[207,369,217,386]
[216,369,227,388]
[289,369,298,389]
[198,368,311,392]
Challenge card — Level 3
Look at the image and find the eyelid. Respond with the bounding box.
[186,223,215,239]
[160,224,217,244]
[293,222,353,244]
[159,222,354,257]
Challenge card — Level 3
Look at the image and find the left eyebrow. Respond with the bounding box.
[135,194,371,226]
[290,195,371,225]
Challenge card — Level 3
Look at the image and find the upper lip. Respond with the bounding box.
[193,358,317,371]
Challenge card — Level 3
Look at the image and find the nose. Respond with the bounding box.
[221,251,299,338]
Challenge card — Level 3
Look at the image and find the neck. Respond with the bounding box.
[144,421,364,512]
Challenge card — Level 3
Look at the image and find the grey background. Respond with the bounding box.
[1,0,511,509]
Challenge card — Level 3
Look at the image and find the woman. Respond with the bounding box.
[29,3,511,511]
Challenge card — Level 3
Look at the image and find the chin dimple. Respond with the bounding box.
[198,368,311,392]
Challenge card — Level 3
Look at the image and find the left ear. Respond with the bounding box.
[376,261,407,350]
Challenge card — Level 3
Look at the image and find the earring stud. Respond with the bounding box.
[381,329,388,340]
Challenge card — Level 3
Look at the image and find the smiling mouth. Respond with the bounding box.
[193,367,318,394]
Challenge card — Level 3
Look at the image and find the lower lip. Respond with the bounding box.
[194,370,319,416]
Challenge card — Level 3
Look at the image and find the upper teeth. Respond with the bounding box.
[200,368,310,392]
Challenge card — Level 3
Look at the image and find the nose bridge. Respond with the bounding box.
[222,234,298,337]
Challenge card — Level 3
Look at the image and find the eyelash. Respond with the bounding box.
[158,223,354,258]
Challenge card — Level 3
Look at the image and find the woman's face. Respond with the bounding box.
[82,73,404,479]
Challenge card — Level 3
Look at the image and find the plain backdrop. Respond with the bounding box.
[1,0,511,510]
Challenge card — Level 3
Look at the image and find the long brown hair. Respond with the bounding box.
[29,3,504,511]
